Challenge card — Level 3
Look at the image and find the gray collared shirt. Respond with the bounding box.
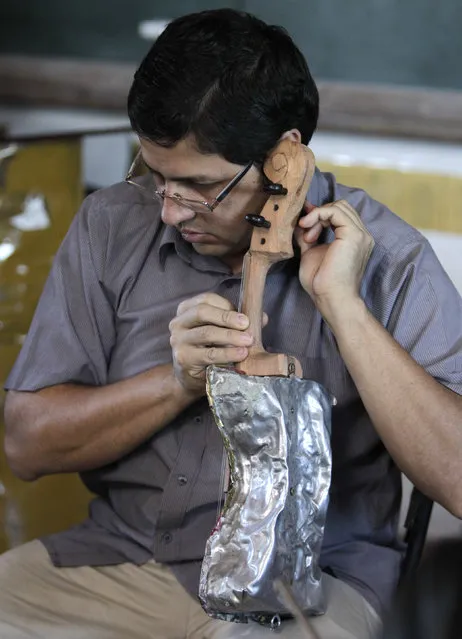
[6,169,462,615]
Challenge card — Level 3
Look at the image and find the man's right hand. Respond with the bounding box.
[169,292,254,394]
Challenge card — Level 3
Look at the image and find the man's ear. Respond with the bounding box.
[279,129,302,144]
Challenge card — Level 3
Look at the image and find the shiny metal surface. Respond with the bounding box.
[199,366,334,623]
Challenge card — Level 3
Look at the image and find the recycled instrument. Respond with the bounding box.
[199,139,334,627]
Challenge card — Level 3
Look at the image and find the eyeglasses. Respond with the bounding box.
[125,149,253,214]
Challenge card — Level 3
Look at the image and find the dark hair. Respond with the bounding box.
[381,540,462,639]
[127,9,319,165]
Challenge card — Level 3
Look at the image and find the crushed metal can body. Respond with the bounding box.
[199,366,334,623]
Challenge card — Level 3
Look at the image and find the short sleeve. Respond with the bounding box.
[5,193,115,391]
[380,238,462,395]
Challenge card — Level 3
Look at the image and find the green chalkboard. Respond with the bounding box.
[0,1,240,62]
[1,0,461,90]
[249,0,462,90]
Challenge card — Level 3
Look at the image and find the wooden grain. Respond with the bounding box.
[237,139,315,377]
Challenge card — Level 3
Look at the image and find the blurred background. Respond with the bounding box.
[0,1,461,554]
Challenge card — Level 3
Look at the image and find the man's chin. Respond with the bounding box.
[192,242,246,271]
[191,242,221,254]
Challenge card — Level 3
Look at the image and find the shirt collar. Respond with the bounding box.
[307,166,332,207]
[158,223,230,274]
[159,223,182,269]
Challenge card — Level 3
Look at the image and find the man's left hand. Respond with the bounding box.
[295,199,374,323]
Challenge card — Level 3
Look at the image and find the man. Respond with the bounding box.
[2,8,462,639]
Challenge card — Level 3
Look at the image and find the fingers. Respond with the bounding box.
[301,200,316,215]
[174,343,250,369]
[170,292,255,379]
[174,296,249,331]
[176,291,235,315]
[300,199,364,228]
[174,294,269,332]
[170,293,272,376]
[302,221,323,245]
[184,324,253,348]
[171,293,257,393]
[298,200,373,243]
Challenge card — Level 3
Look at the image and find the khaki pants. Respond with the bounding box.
[0,541,380,639]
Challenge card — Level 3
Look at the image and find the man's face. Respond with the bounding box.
[139,136,268,274]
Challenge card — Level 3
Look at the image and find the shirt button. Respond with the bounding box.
[161,532,173,544]
[194,416,202,424]
[177,474,188,486]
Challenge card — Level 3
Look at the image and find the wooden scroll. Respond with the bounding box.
[237,139,315,377]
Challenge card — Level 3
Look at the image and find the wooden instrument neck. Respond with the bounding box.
[236,140,315,377]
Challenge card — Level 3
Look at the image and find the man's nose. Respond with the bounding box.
[161,197,197,226]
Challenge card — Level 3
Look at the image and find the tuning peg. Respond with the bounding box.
[245,214,271,229]
[262,182,288,196]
